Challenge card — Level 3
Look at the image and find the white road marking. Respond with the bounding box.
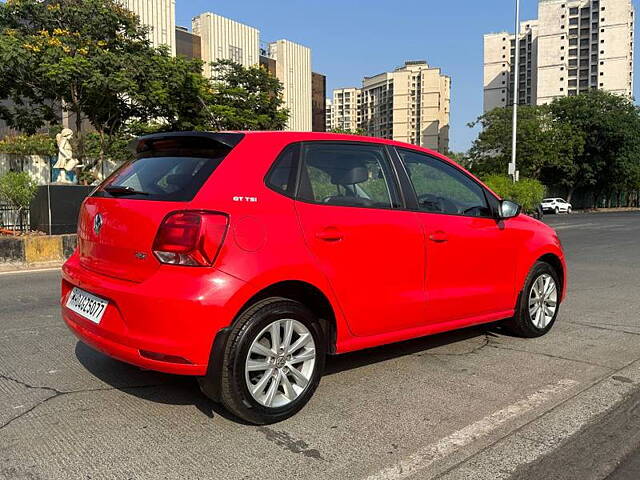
[0,267,61,276]
[364,379,579,480]
[552,223,627,231]
[551,223,597,230]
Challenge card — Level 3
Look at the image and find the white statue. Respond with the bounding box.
[54,128,78,183]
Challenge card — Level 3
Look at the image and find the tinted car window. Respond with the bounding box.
[265,145,297,195]
[298,143,398,209]
[398,149,491,217]
[95,138,232,202]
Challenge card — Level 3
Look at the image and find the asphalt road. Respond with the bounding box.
[1,211,639,480]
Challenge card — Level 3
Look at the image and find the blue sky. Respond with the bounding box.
[178,0,639,152]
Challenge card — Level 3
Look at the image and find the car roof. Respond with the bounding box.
[131,130,499,199]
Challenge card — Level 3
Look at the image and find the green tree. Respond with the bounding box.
[483,174,546,212]
[328,127,366,135]
[0,0,229,168]
[205,60,289,130]
[0,171,38,230]
[467,105,582,181]
[548,90,640,205]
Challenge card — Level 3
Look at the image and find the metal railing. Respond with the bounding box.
[0,204,30,232]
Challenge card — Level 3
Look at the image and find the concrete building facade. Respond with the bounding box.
[175,26,201,59]
[192,13,260,77]
[327,87,362,132]
[484,0,635,112]
[268,40,313,131]
[331,61,450,152]
[312,72,327,132]
[122,0,176,55]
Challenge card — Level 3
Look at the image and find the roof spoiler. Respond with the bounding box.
[129,132,245,155]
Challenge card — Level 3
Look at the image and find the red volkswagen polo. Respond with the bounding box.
[62,131,566,424]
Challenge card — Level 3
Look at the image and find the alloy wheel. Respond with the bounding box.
[528,273,558,329]
[244,318,316,408]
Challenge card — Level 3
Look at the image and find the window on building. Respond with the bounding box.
[228,45,243,63]
[570,7,579,15]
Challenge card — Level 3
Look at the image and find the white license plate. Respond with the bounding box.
[66,287,109,324]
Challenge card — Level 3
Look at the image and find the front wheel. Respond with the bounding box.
[567,207,572,214]
[504,261,560,338]
[217,297,325,424]
[554,207,560,214]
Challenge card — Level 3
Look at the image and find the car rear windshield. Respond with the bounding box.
[94,135,240,202]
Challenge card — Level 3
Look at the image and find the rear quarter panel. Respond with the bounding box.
[190,134,353,345]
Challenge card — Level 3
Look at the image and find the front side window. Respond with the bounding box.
[298,143,398,209]
[397,149,492,217]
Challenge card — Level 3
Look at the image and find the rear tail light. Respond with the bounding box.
[152,211,228,266]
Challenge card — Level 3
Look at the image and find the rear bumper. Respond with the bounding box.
[61,252,247,375]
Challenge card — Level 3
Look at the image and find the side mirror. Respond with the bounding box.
[499,200,521,219]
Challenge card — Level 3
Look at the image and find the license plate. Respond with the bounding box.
[66,287,109,324]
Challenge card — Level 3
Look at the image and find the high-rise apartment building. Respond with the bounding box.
[268,40,313,131]
[327,88,362,132]
[192,13,260,77]
[175,26,201,59]
[122,0,176,56]
[483,0,635,112]
[312,72,327,132]
[192,14,321,131]
[331,61,450,152]
[325,99,333,131]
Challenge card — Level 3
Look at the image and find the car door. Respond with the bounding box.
[395,148,518,324]
[294,142,427,337]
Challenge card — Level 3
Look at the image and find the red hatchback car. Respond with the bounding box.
[62,131,566,424]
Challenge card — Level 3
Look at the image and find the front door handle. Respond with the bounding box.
[429,230,448,243]
[316,227,343,242]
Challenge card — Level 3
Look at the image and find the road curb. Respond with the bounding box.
[433,359,640,480]
[0,260,63,274]
[0,234,75,266]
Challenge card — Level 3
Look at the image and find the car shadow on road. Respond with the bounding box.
[74,323,504,424]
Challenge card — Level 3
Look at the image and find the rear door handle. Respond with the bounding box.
[316,228,343,242]
[429,230,448,243]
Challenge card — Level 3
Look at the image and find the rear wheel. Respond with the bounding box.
[504,261,560,338]
[554,207,560,214]
[567,206,572,214]
[217,297,325,424]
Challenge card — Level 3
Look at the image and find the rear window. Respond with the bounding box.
[94,135,238,202]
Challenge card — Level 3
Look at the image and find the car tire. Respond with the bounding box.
[504,261,561,338]
[217,297,325,425]
[554,207,560,214]
[567,207,572,214]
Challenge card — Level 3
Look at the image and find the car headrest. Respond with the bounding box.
[330,156,369,185]
[165,174,191,186]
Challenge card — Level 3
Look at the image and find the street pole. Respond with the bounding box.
[510,0,521,182]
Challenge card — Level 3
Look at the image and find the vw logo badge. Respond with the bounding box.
[93,213,103,235]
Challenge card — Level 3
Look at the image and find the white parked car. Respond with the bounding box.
[541,198,572,214]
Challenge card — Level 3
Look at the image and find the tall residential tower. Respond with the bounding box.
[330,61,451,152]
[483,0,635,112]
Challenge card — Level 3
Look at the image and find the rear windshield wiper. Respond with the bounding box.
[104,185,149,196]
